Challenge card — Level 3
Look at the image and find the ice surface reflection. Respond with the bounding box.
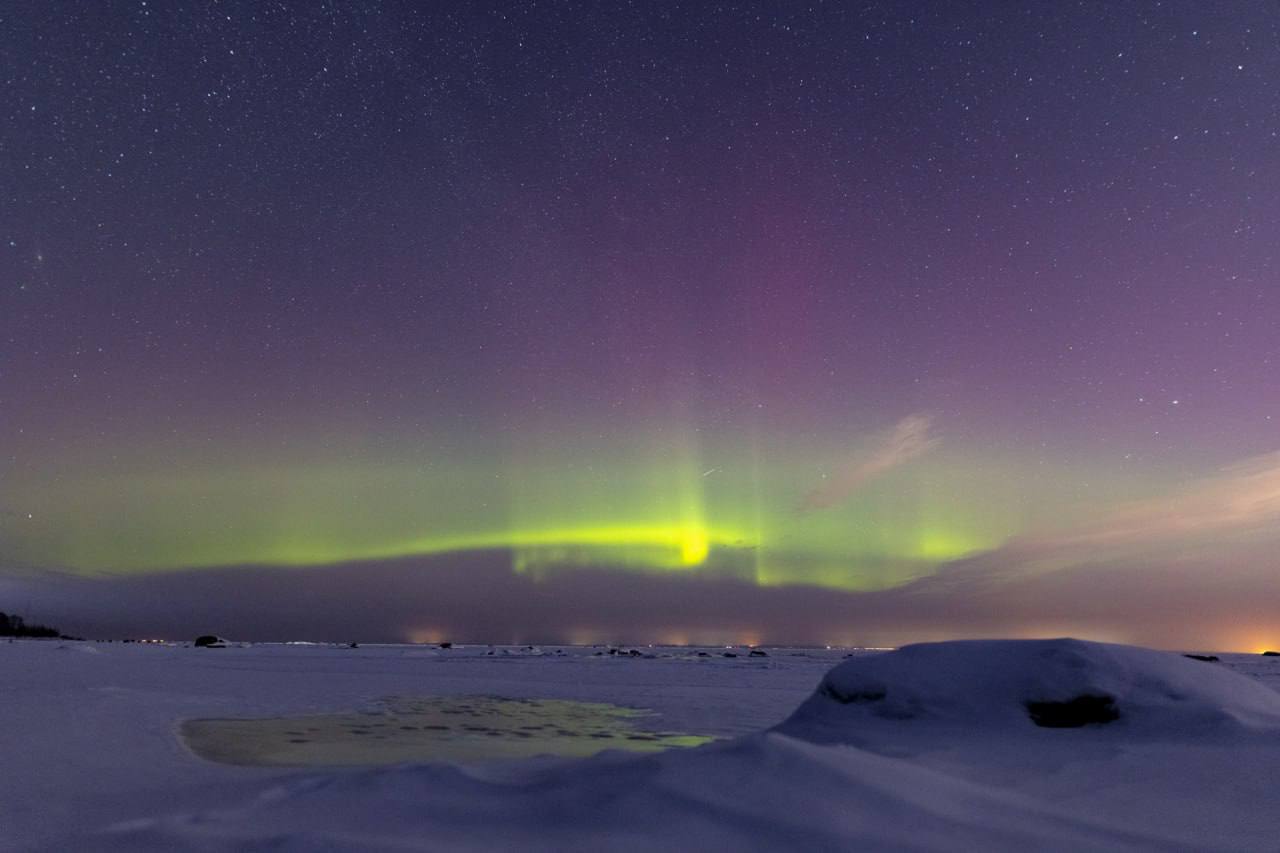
[182,695,715,766]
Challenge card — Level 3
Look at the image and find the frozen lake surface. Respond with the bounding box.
[5,638,1280,851]
[1,640,848,849]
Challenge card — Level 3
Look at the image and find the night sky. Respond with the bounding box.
[4,2,1280,649]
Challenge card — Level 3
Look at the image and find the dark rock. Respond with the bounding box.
[819,683,886,705]
[748,649,768,657]
[1263,651,1280,657]
[1183,654,1219,662]
[438,642,452,649]
[696,651,710,657]
[349,642,359,648]
[722,652,738,658]
[193,635,225,648]
[1026,694,1119,727]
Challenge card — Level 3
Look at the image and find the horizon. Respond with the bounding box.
[11,630,1278,657]
[9,627,1275,656]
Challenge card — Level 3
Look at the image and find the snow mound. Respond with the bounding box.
[56,642,101,654]
[93,734,1173,852]
[777,638,1280,742]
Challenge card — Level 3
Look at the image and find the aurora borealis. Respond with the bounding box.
[3,2,1280,648]
[4,419,1034,586]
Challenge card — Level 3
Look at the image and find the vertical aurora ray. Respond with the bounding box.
[503,417,729,576]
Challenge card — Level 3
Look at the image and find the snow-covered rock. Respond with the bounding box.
[777,638,1280,745]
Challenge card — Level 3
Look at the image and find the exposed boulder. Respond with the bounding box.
[1025,695,1119,728]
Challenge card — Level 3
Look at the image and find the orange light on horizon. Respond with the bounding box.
[1231,634,1280,655]
[407,627,446,644]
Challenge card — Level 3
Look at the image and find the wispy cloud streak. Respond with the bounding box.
[799,415,939,512]
[1033,451,1280,552]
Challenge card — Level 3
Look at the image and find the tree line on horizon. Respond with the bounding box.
[0,611,61,638]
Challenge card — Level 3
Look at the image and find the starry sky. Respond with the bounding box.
[3,2,1280,649]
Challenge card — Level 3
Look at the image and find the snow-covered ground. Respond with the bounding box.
[4,638,1280,851]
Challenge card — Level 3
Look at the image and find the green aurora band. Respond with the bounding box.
[1,430,1108,592]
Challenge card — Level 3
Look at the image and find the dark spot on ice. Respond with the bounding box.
[626,734,658,741]
[288,738,309,744]
[819,682,887,705]
[1183,654,1219,662]
[1026,694,1119,728]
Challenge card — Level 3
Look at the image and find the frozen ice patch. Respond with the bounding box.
[181,695,715,766]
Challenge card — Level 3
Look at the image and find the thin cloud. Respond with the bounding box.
[1028,451,1280,553]
[905,449,1280,632]
[799,415,939,512]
